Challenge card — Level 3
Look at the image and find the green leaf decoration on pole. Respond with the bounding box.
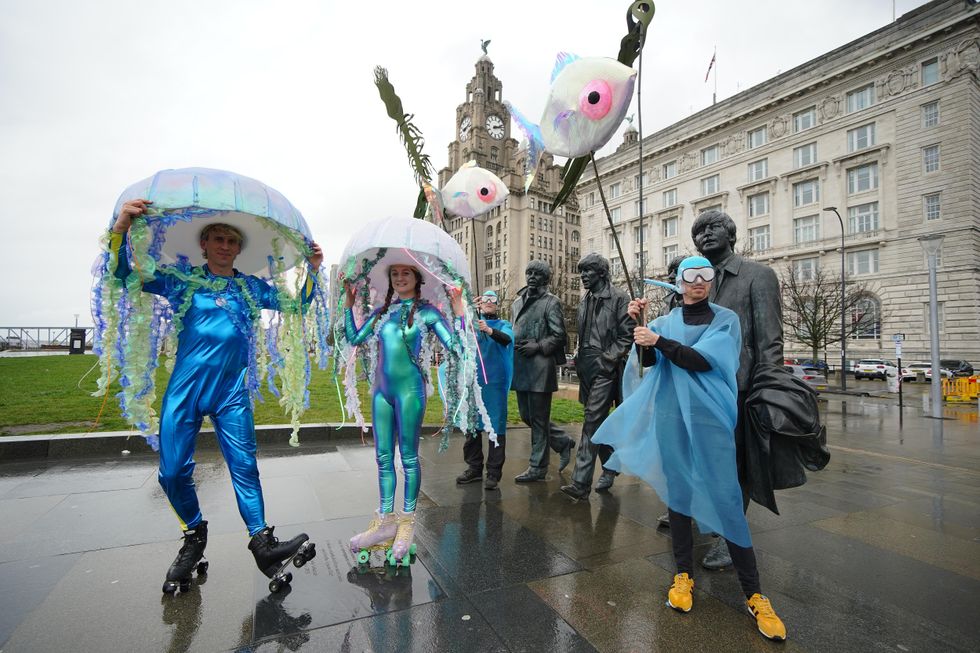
[374,66,435,219]
[551,1,655,213]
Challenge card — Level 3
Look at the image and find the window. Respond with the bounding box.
[793,107,816,133]
[747,126,767,149]
[662,216,678,238]
[922,101,940,128]
[663,160,677,179]
[847,249,879,275]
[793,179,819,207]
[848,202,879,233]
[663,244,678,267]
[588,192,596,207]
[610,207,622,222]
[921,57,939,86]
[748,159,768,182]
[633,251,648,269]
[924,193,941,221]
[748,225,770,253]
[748,192,769,217]
[701,174,720,196]
[663,188,677,207]
[847,123,876,152]
[633,173,649,189]
[793,257,818,281]
[609,182,621,199]
[701,145,719,166]
[847,163,878,194]
[634,200,644,218]
[846,83,875,113]
[587,237,594,251]
[852,296,881,339]
[923,145,940,173]
[922,301,945,336]
[608,231,622,252]
[793,143,817,168]
[611,258,623,277]
[794,215,820,243]
[633,224,650,243]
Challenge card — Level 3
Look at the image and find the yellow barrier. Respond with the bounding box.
[942,376,980,402]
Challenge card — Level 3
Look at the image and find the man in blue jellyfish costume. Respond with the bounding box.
[454,290,513,491]
[344,265,466,566]
[592,256,788,641]
[109,199,322,594]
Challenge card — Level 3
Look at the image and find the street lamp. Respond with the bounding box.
[918,234,945,419]
[823,207,846,391]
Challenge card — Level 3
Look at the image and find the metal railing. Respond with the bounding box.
[0,327,94,350]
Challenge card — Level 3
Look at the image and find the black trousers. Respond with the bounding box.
[571,350,618,488]
[516,391,572,471]
[463,431,506,481]
[668,509,761,598]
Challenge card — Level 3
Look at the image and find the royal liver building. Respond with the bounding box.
[580,0,980,365]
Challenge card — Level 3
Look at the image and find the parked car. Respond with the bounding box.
[904,362,952,381]
[940,359,974,377]
[854,359,897,381]
[797,359,829,373]
[785,364,828,391]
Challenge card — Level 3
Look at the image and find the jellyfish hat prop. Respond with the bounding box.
[91,167,330,448]
[505,53,636,190]
[334,216,495,449]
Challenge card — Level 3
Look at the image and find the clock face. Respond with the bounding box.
[486,114,505,140]
[459,115,472,142]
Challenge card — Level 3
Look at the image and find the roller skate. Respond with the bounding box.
[249,525,317,594]
[387,511,417,567]
[162,521,209,595]
[350,509,398,567]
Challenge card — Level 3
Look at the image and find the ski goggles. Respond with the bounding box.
[680,267,716,284]
[480,295,499,304]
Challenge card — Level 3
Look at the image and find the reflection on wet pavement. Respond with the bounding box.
[0,396,978,651]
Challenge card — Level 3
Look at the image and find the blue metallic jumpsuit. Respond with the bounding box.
[345,300,460,514]
[111,232,315,535]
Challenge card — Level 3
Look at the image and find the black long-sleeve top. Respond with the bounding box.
[639,298,713,372]
[488,328,511,346]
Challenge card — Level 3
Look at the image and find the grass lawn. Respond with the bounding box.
[0,355,584,436]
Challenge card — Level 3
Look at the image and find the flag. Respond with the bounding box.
[704,50,716,83]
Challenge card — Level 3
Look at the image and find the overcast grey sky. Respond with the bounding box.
[0,0,929,326]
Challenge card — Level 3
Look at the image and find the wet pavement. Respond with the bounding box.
[1,396,979,652]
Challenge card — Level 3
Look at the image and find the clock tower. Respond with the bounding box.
[442,54,516,182]
[438,51,583,346]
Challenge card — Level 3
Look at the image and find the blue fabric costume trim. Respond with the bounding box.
[593,303,752,547]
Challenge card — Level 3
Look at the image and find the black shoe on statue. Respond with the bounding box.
[595,472,616,492]
[514,468,546,483]
[558,441,574,473]
[560,483,590,500]
[701,537,733,570]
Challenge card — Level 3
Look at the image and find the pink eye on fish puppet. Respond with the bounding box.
[505,53,636,190]
[438,160,509,219]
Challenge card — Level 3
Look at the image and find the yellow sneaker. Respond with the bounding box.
[666,573,694,612]
[746,593,787,641]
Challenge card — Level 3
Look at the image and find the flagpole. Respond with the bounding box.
[713,46,717,105]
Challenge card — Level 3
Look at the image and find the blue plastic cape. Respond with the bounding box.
[438,317,512,436]
[593,303,752,548]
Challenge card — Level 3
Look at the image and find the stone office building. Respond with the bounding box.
[579,0,980,366]
[434,54,584,344]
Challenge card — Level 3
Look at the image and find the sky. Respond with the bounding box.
[0,0,931,326]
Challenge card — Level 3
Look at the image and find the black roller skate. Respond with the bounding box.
[162,520,209,594]
[249,525,317,593]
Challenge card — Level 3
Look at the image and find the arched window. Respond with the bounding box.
[486,225,493,239]
[851,295,881,340]
[571,230,580,243]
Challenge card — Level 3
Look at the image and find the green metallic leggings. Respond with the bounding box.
[372,379,425,514]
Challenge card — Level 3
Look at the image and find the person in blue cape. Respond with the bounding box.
[592,256,787,642]
[454,290,514,490]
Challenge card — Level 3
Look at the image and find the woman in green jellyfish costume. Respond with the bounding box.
[336,216,494,566]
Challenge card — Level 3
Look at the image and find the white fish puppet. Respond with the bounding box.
[424,160,509,223]
[505,53,636,190]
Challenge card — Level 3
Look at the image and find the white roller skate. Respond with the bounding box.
[350,510,398,566]
[387,511,417,567]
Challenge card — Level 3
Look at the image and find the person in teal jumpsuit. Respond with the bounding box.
[345,264,465,562]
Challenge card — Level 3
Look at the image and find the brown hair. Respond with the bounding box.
[380,266,424,327]
[200,223,245,249]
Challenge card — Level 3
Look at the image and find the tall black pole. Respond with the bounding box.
[825,207,846,391]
